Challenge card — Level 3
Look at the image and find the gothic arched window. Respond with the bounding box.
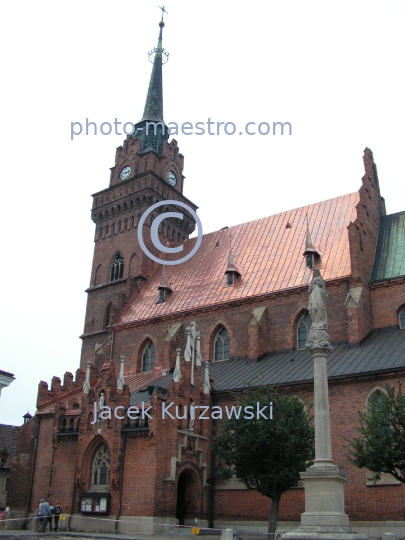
[297,312,311,350]
[92,444,110,487]
[369,391,390,434]
[214,327,230,361]
[110,253,124,281]
[399,307,405,329]
[104,302,112,329]
[142,341,155,372]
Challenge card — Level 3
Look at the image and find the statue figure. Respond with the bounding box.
[308,268,328,326]
[305,268,333,352]
[188,401,195,430]
[97,391,105,414]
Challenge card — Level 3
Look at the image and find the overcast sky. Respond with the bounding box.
[0,1,404,426]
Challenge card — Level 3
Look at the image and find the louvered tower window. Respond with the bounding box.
[110,254,124,281]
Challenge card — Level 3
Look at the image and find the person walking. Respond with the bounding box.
[52,502,63,532]
[39,499,52,533]
[34,500,43,532]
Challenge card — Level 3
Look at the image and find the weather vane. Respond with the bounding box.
[158,5,168,20]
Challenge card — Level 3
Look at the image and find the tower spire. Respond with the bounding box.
[134,8,170,155]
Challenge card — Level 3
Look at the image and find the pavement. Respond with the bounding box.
[0,532,222,540]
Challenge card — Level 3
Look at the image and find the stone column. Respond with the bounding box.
[283,269,366,540]
[312,348,333,465]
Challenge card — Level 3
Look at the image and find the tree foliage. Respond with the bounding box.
[211,386,314,533]
[347,382,405,484]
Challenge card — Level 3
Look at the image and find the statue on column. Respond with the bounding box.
[305,268,333,352]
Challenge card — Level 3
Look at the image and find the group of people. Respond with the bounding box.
[35,499,63,533]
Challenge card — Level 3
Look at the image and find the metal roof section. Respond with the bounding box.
[129,327,405,405]
[117,192,359,325]
[371,211,405,282]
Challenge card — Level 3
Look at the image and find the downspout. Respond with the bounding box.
[67,465,78,532]
[24,415,41,529]
[209,392,217,529]
[109,330,115,361]
[114,431,126,533]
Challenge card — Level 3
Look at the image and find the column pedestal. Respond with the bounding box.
[282,340,366,540]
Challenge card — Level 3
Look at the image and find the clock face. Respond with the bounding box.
[119,166,131,181]
[167,170,177,186]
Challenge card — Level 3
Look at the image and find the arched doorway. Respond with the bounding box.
[176,469,197,525]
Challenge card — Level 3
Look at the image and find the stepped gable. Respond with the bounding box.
[116,192,359,324]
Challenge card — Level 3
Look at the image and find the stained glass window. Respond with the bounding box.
[92,445,110,487]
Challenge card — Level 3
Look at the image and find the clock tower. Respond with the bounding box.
[79,14,197,368]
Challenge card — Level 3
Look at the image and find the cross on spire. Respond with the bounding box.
[158,5,168,21]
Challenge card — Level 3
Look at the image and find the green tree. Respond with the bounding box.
[211,387,314,534]
[347,382,405,484]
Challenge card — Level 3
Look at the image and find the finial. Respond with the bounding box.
[117,355,125,391]
[83,361,91,394]
[203,362,210,394]
[173,348,181,383]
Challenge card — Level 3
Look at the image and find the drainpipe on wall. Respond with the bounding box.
[67,466,78,532]
[24,415,41,529]
[208,393,217,529]
[114,431,126,533]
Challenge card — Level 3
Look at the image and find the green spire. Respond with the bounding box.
[134,11,169,156]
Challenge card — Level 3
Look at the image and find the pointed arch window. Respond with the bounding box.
[297,312,311,350]
[142,341,155,372]
[214,327,230,361]
[369,391,390,433]
[104,302,112,329]
[399,307,405,329]
[92,444,110,488]
[110,253,124,281]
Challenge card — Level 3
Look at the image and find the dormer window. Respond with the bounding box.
[305,254,313,268]
[226,273,234,286]
[157,266,172,303]
[157,290,166,303]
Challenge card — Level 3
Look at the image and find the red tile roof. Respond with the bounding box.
[116,192,359,325]
[123,370,166,393]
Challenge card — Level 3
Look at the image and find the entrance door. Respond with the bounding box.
[176,469,196,525]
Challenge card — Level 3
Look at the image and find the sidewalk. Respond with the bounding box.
[0,531,222,540]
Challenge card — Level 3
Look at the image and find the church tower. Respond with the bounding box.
[80,14,197,368]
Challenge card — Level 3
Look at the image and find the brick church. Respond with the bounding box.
[9,15,405,537]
